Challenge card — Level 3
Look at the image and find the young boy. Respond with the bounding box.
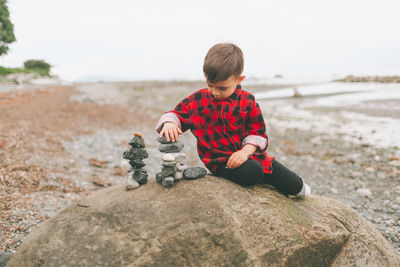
[155,43,310,197]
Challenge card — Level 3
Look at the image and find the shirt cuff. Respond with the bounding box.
[242,135,267,153]
[155,112,181,133]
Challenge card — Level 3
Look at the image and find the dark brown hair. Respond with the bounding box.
[203,43,244,83]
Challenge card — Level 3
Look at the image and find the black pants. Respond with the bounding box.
[215,159,303,196]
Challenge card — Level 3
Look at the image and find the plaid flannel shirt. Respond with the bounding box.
[156,85,274,173]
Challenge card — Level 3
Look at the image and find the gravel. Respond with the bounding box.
[2,81,399,256]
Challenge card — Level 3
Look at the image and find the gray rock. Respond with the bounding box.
[123,148,148,160]
[0,252,14,267]
[176,163,188,172]
[156,172,163,184]
[183,167,207,180]
[161,177,174,188]
[162,153,175,162]
[162,160,177,167]
[158,141,184,153]
[162,166,176,177]
[128,136,145,148]
[125,177,140,190]
[162,152,186,163]
[157,135,175,144]
[128,159,145,169]
[132,170,148,184]
[357,188,372,197]
[7,179,400,266]
[174,171,183,180]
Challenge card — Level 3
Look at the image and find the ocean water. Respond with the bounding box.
[255,82,400,152]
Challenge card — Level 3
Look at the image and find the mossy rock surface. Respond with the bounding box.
[7,175,400,266]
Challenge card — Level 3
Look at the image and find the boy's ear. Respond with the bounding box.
[237,75,246,84]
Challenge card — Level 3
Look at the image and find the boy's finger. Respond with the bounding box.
[165,131,170,141]
[168,129,174,142]
[170,128,175,142]
[174,127,180,139]
[172,127,178,141]
[178,128,183,134]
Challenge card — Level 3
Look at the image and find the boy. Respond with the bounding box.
[155,43,310,197]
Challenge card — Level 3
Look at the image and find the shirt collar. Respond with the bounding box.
[227,84,242,101]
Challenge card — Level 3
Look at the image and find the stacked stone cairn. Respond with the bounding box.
[123,132,149,190]
[157,135,207,188]
[156,135,186,188]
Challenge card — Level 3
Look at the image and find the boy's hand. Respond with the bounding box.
[226,144,257,169]
[159,122,183,142]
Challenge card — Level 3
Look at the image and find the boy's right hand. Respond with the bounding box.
[159,122,183,142]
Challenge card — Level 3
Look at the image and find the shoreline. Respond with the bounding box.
[0,81,399,254]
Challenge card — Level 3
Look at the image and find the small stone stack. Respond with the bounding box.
[123,132,149,190]
[156,135,187,188]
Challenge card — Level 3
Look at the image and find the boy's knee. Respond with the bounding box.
[239,160,264,186]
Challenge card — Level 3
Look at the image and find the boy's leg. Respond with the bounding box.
[263,159,304,195]
[215,159,264,187]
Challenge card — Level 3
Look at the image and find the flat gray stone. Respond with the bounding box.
[158,141,184,153]
[157,135,175,144]
[128,159,145,169]
[162,160,177,167]
[183,167,207,180]
[162,152,186,163]
[162,166,176,177]
[161,177,174,188]
[123,148,148,160]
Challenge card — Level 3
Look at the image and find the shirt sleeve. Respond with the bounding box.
[242,100,268,153]
[155,97,192,133]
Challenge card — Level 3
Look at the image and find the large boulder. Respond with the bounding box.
[7,176,400,266]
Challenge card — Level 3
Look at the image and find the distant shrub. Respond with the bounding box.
[0,66,30,76]
[23,59,51,76]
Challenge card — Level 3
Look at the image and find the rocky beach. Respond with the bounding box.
[0,79,399,260]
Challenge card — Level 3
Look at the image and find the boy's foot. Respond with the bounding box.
[295,182,311,197]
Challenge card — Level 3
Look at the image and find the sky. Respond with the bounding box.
[1,0,400,82]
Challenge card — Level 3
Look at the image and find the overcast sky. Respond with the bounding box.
[1,0,399,81]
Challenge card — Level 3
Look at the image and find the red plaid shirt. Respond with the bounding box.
[156,85,274,173]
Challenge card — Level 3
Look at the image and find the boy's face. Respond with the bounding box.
[206,75,245,100]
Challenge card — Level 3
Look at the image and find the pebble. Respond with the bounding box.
[162,152,186,163]
[125,177,139,190]
[158,141,184,153]
[132,170,148,184]
[128,136,145,148]
[162,166,176,177]
[156,172,163,184]
[128,159,145,169]
[388,160,400,167]
[162,153,175,162]
[162,160,177,167]
[356,188,372,197]
[128,147,149,160]
[176,163,188,172]
[174,171,183,180]
[162,177,174,188]
[183,167,207,180]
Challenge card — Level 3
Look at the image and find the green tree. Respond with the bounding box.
[0,0,16,56]
[24,59,52,76]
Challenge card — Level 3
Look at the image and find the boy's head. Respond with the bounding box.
[203,43,245,100]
